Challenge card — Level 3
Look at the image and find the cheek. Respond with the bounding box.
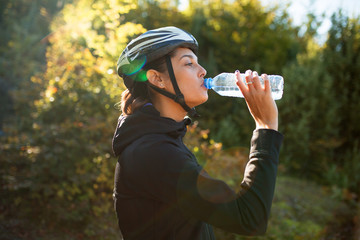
[177,75,193,93]
[176,71,208,104]
[185,85,209,106]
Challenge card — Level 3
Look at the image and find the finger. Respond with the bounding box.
[244,70,254,89]
[262,74,271,92]
[252,71,261,90]
[235,70,248,96]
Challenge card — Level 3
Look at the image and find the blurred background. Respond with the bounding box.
[1,0,359,239]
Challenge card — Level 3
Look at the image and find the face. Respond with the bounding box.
[162,47,208,108]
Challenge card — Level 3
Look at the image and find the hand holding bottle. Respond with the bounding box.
[235,70,278,131]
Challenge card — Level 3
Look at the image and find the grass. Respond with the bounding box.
[213,175,348,240]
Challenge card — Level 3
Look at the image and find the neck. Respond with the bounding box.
[152,95,188,122]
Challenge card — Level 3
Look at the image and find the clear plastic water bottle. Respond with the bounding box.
[204,72,284,100]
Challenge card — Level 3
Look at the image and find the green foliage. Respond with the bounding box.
[189,0,296,73]
[188,0,300,148]
[123,0,188,29]
[279,41,339,180]
[322,12,360,193]
[1,0,144,237]
[278,11,360,194]
[211,177,347,240]
[184,127,347,240]
[0,0,76,121]
[1,0,360,239]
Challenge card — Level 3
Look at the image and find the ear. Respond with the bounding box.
[146,69,165,88]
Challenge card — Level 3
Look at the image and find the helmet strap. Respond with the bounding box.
[146,55,199,118]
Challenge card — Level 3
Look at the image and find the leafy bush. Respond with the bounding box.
[278,12,360,194]
[1,0,145,237]
[212,177,347,240]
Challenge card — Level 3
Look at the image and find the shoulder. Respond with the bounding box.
[138,134,193,165]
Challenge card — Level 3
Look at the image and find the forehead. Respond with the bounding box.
[173,47,197,59]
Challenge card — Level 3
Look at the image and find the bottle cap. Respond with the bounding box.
[204,78,213,89]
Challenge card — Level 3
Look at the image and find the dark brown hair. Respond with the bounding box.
[120,54,170,115]
[120,47,184,115]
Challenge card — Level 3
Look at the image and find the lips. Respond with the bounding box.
[201,81,206,89]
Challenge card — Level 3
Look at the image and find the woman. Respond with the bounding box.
[112,26,283,240]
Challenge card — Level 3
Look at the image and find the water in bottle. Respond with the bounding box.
[204,72,284,100]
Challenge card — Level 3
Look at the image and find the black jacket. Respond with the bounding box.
[112,104,283,240]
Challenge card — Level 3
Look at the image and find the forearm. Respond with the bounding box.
[204,129,283,235]
[177,129,283,235]
[237,128,283,233]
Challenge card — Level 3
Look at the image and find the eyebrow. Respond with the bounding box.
[179,54,197,61]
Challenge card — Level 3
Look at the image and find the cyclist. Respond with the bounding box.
[112,26,283,240]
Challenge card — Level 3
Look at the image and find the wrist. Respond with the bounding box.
[256,123,278,131]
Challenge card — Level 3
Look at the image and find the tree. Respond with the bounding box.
[186,0,300,147]
[124,0,188,29]
[322,12,360,193]
[1,0,145,237]
[0,0,80,144]
[278,11,360,194]
[278,39,338,180]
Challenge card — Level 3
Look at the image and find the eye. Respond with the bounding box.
[185,62,193,66]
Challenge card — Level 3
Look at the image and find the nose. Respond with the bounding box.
[199,64,207,78]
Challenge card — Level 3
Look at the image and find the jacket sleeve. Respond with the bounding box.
[128,129,283,236]
[176,128,283,235]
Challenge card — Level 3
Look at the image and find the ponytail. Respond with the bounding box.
[120,81,151,115]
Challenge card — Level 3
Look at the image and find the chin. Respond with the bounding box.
[189,93,208,108]
[200,93,209,105]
